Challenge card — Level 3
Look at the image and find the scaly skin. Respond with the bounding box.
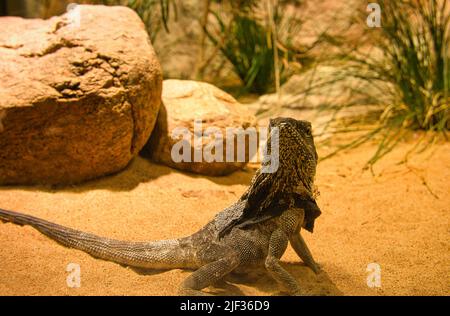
[0,117,321,295]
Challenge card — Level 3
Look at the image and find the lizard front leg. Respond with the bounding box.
[179,253,240,296]
[290,233,320,274]
[265,229,302,295]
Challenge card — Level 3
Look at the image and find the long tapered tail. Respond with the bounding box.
[0,208,198,270]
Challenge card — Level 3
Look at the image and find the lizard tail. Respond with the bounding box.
[0,208,198,270]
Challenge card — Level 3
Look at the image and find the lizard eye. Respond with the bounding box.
[300,122,312,135]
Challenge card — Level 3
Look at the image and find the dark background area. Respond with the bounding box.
[0,0,7,16]
[0,0,53,18]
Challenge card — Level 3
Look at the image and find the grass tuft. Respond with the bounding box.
[320,0,449,166]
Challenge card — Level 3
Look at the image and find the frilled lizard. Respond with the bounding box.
[0,117,322,295]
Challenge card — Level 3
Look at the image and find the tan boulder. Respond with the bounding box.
[143,80,257,176]
[0,5,162,185]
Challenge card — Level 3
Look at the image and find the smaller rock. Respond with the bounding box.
[143,80,257,176]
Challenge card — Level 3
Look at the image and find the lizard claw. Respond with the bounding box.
[308,262,321,275]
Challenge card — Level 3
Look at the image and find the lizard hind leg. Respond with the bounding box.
[178,253,240,296]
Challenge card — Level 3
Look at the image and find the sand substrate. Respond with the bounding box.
[0,140,449,295]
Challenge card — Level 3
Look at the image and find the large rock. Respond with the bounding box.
[143,80,257,176]
[0,5,163,185]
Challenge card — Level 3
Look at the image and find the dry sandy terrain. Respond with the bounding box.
[0,139,449,296]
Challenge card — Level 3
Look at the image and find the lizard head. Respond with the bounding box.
[267,117,318,193]
[269,118,318,160]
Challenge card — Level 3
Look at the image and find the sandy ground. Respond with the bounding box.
[0,139,449,296]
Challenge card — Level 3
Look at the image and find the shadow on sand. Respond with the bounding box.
[217,263,342,296]
[0,156,255,193]
[131,262,342,296]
